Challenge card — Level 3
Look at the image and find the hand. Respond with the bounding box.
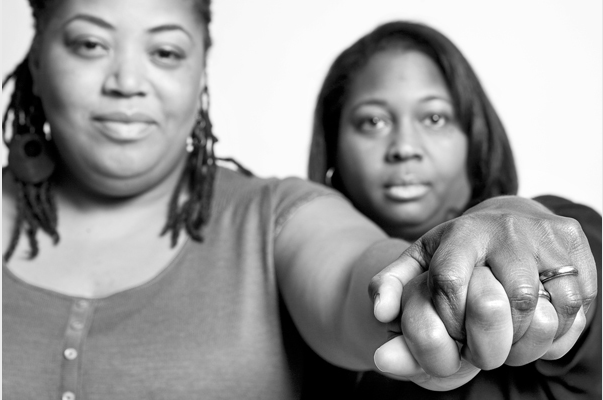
[371,271,483,391]
[369,196,597,386]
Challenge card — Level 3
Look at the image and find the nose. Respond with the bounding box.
[385,121,423,163]
[102,51,148,97]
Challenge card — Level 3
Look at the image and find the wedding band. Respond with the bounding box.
[538,288,551,302]
[539,266,579,284]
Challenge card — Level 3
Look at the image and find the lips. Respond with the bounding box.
[384,177,430,201]
[92,112,156,142]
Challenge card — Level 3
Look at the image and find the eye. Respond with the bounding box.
[151,47,185,67]
[357,116,391,132]
[69,37,108,58]
[423,113,447,128]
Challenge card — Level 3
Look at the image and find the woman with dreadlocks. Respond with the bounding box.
[2,0,597,399]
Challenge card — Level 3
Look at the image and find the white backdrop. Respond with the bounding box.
[2,0,602,213]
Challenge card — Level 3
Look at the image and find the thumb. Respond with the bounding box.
[369,239,432,323]
[374,335,423,376]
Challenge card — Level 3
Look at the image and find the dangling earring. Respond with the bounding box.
[43,122,52,141]
[186,136,194,153]
[8,132,55,184]
[325,167,335,187]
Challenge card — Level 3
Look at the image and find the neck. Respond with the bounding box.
[383,224,425,242]
[382,208,466,242]
[54,159,186,214]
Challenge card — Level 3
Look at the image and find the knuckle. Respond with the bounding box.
[499,213,521,232]
[429,272,467,299]
[561,217,583,239]
[559,293,583,317]
[469,295,509,323]
[404,323,450,353]
[551,216,585,246]
[508,286,538,313]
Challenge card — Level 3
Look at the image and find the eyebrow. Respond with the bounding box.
[62,15,192,39]
[419,95,453,103]
[349,95,454,114]
[350,99,388,111]
[148,24,192,40]
[63,14,115,30]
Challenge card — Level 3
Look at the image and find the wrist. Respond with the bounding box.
[465,195,552,217]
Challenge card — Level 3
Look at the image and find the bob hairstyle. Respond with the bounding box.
[308,21,518,208]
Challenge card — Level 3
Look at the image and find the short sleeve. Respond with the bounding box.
[270,177,347,237]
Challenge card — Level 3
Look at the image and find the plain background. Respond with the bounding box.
[2,0,602,213]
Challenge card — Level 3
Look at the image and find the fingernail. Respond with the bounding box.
[373,347,387,373]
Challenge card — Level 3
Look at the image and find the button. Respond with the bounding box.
[70,320,85,330]
[64,348,78,360]
[62,392,75,400]
[76,300,90,309]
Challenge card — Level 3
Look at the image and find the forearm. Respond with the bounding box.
[274,196,411,370]
[280,237,410,370]
[335,238,411,370]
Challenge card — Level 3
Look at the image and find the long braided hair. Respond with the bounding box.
[3,0,219,261]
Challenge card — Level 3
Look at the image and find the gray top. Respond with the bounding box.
[3,167,340,400]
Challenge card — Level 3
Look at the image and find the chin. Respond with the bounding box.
[376,207,436,239]
[86,177,151,198]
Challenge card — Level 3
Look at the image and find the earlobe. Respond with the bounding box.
[200,71,207,90]
[198,74,207,111]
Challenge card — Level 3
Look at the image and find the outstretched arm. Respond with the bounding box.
[275,194,596,391]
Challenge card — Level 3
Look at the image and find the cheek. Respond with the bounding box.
[336,135,379,185]
[336,135,385,209]
[432,139,471,203]
[154,73,201,134]
[37,57,98,123]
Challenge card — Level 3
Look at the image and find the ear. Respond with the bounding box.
[197,72,208,110]
[28,39,42,96]
[200,71,207,90]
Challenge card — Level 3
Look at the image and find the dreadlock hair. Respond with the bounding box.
[3,0,218,261]
[3,58,59,261]
[160,88,218,247]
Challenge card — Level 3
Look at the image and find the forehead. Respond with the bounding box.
[43,0,203,36]
[349,49,450,98]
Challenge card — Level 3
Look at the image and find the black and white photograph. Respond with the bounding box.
[2,0,601,399]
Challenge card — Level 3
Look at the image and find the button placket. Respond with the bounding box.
[60,299,94,399]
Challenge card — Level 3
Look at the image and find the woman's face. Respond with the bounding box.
[30,0,206,197]
[337,49,471,240]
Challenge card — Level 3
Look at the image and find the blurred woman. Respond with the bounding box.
[308,21,600,399]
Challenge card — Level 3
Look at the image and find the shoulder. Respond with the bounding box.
[533,195,601,221]
[212,166,344,214]
[533,195,601,251]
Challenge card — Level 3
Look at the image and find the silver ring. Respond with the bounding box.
[539,266,578,284]
[538,288,551,302]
